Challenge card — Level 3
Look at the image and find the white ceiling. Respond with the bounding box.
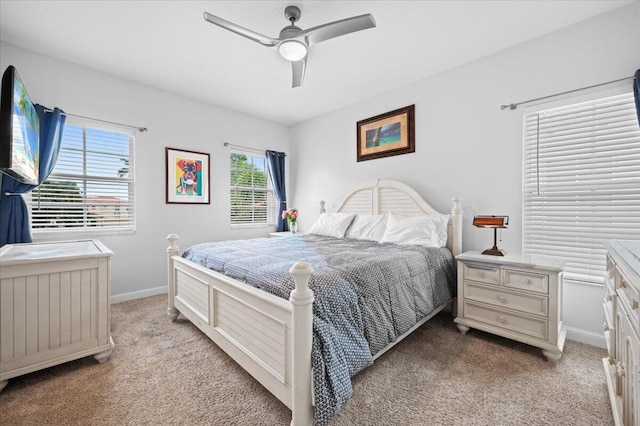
[0,0,634,125]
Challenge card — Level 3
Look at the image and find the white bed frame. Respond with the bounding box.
[166,179,462,425]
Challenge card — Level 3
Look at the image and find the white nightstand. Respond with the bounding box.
[269,231,300,238]
[454,251,566,362]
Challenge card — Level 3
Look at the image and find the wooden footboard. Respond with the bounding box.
[166,235,314,426]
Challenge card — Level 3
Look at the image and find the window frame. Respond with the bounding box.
[229,150,277,228]
[30,119,136,238]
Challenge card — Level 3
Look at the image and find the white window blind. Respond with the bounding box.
[31,122,135,234]
[523,92,640,285]
[230,151,277,226]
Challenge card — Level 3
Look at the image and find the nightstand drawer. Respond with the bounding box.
[464,301,548,340]
[463,263,500,285]
[464,281,548,316]
[503,269,548,294]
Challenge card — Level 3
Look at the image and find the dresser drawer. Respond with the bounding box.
[503,269,549,294]
[463,263,500,285]
[602,301,615,361]
[463,301,548,340]
[604,275,615,298]
[464,281,548,317]
[617,273,640,328]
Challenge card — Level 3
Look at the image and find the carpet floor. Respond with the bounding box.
[0,294,613,425]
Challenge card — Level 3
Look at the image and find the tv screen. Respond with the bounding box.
[0,65,40,185]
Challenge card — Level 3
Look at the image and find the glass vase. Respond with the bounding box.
[289,221,297,234]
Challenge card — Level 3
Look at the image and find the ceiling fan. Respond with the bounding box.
[203,6,376,88]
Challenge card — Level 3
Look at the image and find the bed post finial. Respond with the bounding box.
[319,200,326,214]
[166,234,180,321]
[450,197,463,257]
[289,261,314,426]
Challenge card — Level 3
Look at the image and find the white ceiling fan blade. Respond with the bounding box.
[203,12,278,47]
[299,14,376,46]
[291,59,307,88]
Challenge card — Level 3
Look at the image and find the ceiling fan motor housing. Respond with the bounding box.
[279,25,302,39]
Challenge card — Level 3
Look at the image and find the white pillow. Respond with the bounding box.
[345,214,387,241]
[379,213,449,247]
[308,212,356,238]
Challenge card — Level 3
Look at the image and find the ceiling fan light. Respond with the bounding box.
[278,40,307,61]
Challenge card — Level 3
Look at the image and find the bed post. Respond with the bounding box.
[289,261,315,426]
[451,197,463,257]
[166,234,180,322]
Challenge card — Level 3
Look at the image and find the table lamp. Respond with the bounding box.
[473,215,509,256]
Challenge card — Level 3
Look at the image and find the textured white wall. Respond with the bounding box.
[0,42,290,301]
[289,4,640,346]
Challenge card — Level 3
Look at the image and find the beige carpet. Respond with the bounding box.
[0,294,613,425]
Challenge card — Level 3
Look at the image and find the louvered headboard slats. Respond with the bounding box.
[337,189,373,214]
[378,188,429,216]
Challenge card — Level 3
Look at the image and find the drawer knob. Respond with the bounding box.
[497,315,506,323]
[497,295,507,303]
[522,278,530,284]
[603,322,609,332]
[479,271,485,277]
[620,280,627,288]
[633,300,639,310]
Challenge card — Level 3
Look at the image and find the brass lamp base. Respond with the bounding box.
[480,227,507,256]
[482,246,506,256]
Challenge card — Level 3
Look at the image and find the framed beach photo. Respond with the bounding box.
[166,147,210,204]
[356,105,415,162]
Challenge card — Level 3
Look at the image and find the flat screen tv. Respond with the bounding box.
[0,65,40,185]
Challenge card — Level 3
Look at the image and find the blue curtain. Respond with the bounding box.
[266,150,288,232]
[0,106,66,247]
[634,69,640,127]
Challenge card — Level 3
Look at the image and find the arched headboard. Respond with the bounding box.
[331,179,462,256]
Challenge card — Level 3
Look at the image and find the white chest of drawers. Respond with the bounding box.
[454,251,566,362]
[603,240,640,426]
[0,240,114,393]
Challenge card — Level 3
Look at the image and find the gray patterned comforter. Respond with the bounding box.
[182,234,456,425]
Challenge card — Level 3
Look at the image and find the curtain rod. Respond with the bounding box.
[44,108,148,132]
[500,75,635,111]
[224,142,286,156]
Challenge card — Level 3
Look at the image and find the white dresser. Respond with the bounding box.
[0,240,114,392]
[454,251,566,362]
[603,240,640,426]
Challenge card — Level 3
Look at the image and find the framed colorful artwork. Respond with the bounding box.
[165,147,210,204]
[356,104,415,162]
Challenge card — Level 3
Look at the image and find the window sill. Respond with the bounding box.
[230,223,276,229]
[33,229,136,241]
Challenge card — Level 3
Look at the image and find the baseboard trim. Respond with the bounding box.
[565,326,606,349]
[111,286,167,304]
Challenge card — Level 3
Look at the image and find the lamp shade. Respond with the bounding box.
[473,215,509,228]
[278,40,307,61]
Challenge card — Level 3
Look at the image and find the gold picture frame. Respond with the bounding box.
[356,105,415,162]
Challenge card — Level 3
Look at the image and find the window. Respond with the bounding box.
[523,91,640,285]
[31,122,135,235]
[230,151,277,226]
